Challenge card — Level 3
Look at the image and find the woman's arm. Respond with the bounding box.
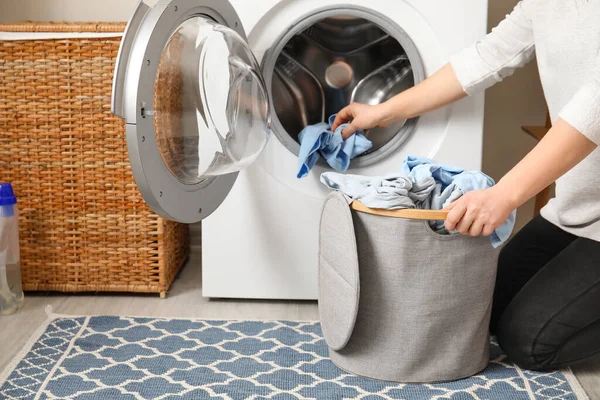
[447,45,600,237]
[332,64,465,138]
[445,120,598,236]
[449,0,535,96]
[382,65,465,121]
[498,120,597,210]
[333,0,536,138]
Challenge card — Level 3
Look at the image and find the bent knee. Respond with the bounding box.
[497,317,559,371]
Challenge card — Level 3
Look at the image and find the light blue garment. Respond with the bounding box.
[320,172,436,210]
[297,115,372,179]
[319,155,517,248]
[401,156,495,210]
[401,156,516,248]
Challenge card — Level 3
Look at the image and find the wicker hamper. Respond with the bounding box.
[0,22,190,297]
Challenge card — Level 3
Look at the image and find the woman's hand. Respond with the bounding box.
[332,64,468,139]
[331,103,391,139]
[443,118,598,238]
[444,187,515,237]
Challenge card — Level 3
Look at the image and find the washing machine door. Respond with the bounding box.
[111,0,270,223]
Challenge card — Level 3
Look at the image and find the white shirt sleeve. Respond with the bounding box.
[449,0,536,95]
[558,52,600,145]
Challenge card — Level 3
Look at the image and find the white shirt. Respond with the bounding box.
[450,0,600,241]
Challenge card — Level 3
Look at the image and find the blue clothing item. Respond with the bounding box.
[320,172,436,210]
[297,115,372,178]
[319,155,517,248]
[401,156,516,248]
[401,155,466,190]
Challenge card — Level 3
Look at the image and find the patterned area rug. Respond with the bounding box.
[0,312,588,399]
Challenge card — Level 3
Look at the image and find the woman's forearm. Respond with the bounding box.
[379,64,467,125]
[495,118,597,209]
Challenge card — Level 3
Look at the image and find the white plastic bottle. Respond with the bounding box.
[0,182,23,315]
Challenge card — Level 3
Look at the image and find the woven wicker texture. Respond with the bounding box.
[0,22,126,33]
[154,31,188,181]
[0,22,190,296]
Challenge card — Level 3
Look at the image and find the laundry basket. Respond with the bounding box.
[318,191,500,383]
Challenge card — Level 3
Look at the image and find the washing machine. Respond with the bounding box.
[112,0,488,300]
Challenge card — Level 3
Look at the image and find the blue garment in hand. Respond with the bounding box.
[401,156,516,248]
[297,115,372,178]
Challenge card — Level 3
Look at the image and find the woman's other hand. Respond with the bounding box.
[444,187,515,237]
[331,103,391,139]
[443,118,598,238]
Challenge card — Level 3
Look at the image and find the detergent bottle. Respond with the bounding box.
[0,182,23,315]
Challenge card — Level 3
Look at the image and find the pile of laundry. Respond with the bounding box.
[297,114,372,178]
[295,116,516,247]
[320,156,516,248]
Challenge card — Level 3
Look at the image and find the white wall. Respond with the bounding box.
[0,0,548,232]
[0,0,138,22]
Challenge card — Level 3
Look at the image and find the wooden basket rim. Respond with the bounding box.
[351,201,449,220]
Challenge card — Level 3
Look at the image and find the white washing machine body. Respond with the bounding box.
[112,0,488,300]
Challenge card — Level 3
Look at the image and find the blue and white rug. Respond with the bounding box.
[0,312,588,399]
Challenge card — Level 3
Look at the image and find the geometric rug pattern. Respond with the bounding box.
[0,315,588,399]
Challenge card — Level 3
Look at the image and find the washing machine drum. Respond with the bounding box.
[112,0,427,226]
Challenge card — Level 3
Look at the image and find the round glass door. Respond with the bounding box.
[154,16,270,186]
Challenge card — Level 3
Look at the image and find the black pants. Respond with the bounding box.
[491,215,600,370]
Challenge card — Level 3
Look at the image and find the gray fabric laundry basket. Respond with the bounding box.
[318,192,500,383]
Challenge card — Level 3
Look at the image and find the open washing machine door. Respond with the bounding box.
[111,0,270,223]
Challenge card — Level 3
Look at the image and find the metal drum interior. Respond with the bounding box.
[263,11,424,167]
